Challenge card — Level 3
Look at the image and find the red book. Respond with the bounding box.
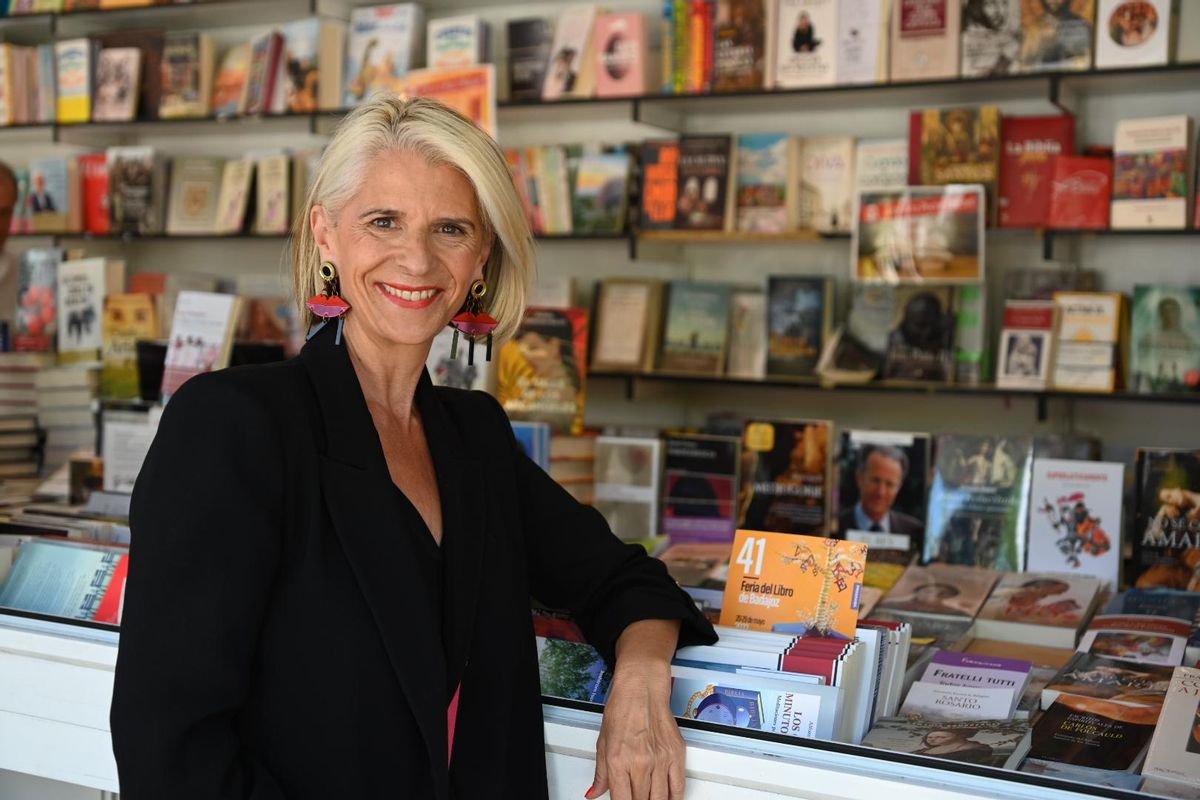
[1047,155,1113,230]
[907,110,922,186]
[999,115,1075,228]
[93,554,129,625]
[1002,299,1056,330]
[781,651,838,685]
[79,153,111,235]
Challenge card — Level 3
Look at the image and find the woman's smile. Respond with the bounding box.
[377,282,443,309]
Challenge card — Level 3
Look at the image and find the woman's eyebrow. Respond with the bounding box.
[438,217,477,230]
[358,208,403,220]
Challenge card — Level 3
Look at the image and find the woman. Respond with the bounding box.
[110,96,716,800]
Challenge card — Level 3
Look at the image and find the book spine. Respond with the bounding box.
[661,0,674,94]
[672,0,689,93]
[687,0,706,93]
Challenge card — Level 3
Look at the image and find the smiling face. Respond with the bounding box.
[310,149,492,352]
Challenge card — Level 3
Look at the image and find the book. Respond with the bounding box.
[213,159,253,234]
[107,146,164,235]
[158,33,213,119]
[674,135,733,231]
[427,14,488,70]
[996,324,1054,391]
[507,18,554,102]
[165,157,223,235]
[593,12,647,98]
[14,247,61,352]
[1078,614,1190,666]
[1143,666,1200,789]
[1131,448,1200,590]
[638,140,680,231]
[880,563,999,618]
[101,293,156,399]
[254,154,290,235]
[921,649,1032,713]
[1043,651,1174,707]
[242,30,283,116]
[542,5,597,101]
[93,30,164,123]
[497,307,589,436]
[669,668,838,740]
[889,0,961,82]
[159,291,242,401]
[590,279,662,373]
[81,153,115,235]
[537,636,611,704]
[1018,0,1096,72]
[975,572,1102,648]
[593,436,661,541]
[571,151,630,233]
[662,433,740,544]
[658,282,732,376]
[835,429,930,557]
[734,132,790,233]
[999,115,1076,228]
[511,421,551,471]
[853,186,986,283]
[28,157,75,234]
[57,257,121,365]
[880,286,956,383]
[863,717,1029,768]
[961,0,1022,76]
[854,138,908,193]
[1051,291,1126,392]
[211,42,250,116]
[282,17,346,113]
[712,0,767,91]
[1130,285,1200,394]
[765,276,832,379]
[918,106,1001,193]
[55,38,93,124]
[1095,0,1173,68]
[772,0,837,88]
[923,433,1033,571]
[835,0,888,85]
[816,284,893,385]
[900,681,1016,721]
[720,529,867,638]
[1030,694,1159,775]
[796,136,854,233]
[395,65,497,139]
[737,419,832,535]
[343,3,425,107]
[1047,154,1114,229]
[0,539,126,622]
[726,290,767,379]
[93,47,141,122]
[1027,459,1124,589]
[1112,115,1194,230]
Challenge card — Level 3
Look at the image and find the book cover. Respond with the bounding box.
[796,136,855,233]
[254,154,290,235]
[1106,588,1200,620]
[0,540,126,621]
[243,30,283,116]
[880,285,956,382]
[978,570,1101,630]
[55,38,92,124]
[765,276,831,379]
[662,433,740,543]
[159,32,212,119]
[922,650,1032,698]
[1047,155,1113,229]
[1045,652,1174,706]
[1051,291,1124,391]
[961,0,1023,76]
[1143,666,1200,788]
[101,293,156,399]
[213,159,253,234]
[737,419,832,535]
[427,14,488,70]
[955,283,988,387]
[734,132,790,232]
[674,135,733,231]
[283,18,345,113]
[344,3,424,107]
[1112,115,1193,230]
[726,290,767,379]
[594,12,647,98]
[78,153,110,236]
[1027,459,1124,588]
[1130,285,1200,394]
[507,18,554,102]
[772,0,837,88]
[93,47,141,122]
[28,157,71,234]
[166,157,223,235]
[497,307,589,435]
[712,0,766,91]
[1079,614,1190,665]
[670,674,828,739]
[93,30,164,122]
[639,140,680,231]
[890,0,961,81]
[591,279,661,373]
[999,115,1076,228]
[836,0,888,84]
[1029,694,1159,769]
[1019,0,1096,71]
[542,5,597,100]
[212,42,250,116]
[863,717,1029,768]
[396,65,497,139]
[854,186,986,283]
[1095,0,1171,68]
[426,326,490,392]
[56,257,111,364]
[1131,448,1200,590]
[996,326,1052,390]
[658,281,732,375]
[160,291,240,401]
[571,151,630,233]
[594,436,661,541]
[107,146,162,235]
[537,636,612,704]
[719,529,867,638]
[14,248,61,353]
[919,106,1001,189]
[835,429,930,556]
[900,681,1016,720]
[924,433,1033,571]
[854,138,908,193]
[879,563,999,617]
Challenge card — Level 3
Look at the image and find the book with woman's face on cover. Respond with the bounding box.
[496,307,589,435]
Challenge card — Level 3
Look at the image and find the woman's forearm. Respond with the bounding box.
[613,618,681,677]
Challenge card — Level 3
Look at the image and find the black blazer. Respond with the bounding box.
[110,321,716,800]
[836,506,924,537]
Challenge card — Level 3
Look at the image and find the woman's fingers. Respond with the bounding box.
[588,735,609,799]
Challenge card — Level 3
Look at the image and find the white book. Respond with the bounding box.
[1143,666,1200,789]
[960,0,1022,77]
[670,664,841,741]
[796,136,855,233]
[835,0,888,84]
[1026,458,1124,589]
[900,681,1016,721]
[427,14,489,69]
[593,436,662,541]
[57,258,122,364]
[542,5,598,100]
[1077,614,1191,667]
[854,138,908,192]
[343,3,425,107]
[772,0,838,88]
[160,291,241,402]
[1095,0,1173,69]
[726,291,767,379]
[889,0,960,82]
[996,328,1054,390]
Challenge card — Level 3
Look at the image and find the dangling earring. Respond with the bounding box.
[306,261,351,344]
[449,278,498,366]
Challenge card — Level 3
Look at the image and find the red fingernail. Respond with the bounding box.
[584,787,594,799]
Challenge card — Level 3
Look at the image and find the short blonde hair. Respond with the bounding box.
[291,95,534,342]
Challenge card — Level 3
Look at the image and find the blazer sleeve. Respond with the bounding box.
[110,373,287,800]
[482,395,717,666]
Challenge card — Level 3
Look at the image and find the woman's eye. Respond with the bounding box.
[438,223,465,235]
[371,217,395,229]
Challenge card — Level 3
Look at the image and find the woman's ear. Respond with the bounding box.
[311,204,335,261]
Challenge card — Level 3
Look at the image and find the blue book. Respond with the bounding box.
[511,420,551,471]
[0,540,123,620]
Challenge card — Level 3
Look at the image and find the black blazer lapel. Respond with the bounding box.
[299,324,449,786]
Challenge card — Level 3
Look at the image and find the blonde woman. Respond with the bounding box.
[110,96,715,800]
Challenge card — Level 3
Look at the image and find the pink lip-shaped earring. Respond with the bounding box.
[449,278,498,365]
[306,261,351,344]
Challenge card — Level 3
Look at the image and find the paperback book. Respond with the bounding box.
[537,636,611,704]
[975,571,1102,647]
[1079,614,1190,666]
[1044,652,1173,707]
[1028,694,1159,771]
[590,279,662,373]
[507,18,554,102]
[796,136,855,234]
[835,0,888,85]
[158,32,213,119]
[899,681,1016,721]
[890,0,961,81]
[497,307,589,435]
[1143,666,1200,789]
[594,437,661,542]
[853,186,985,284]
[1051,291,1126,392]
[159,291,242,402]
[854,138,908,193]
[343,3,424,106]
[726,291,767,380]
[734,132,790,233]
[1095,0,1173,69]
[101,293,157,399]
[674,136,733,231]
[835,429,930,558]
[427,14,488,70]
[662,434,741,544]
[1018,0,1096,72]
[670,671,831,740]
[1027,458,1124,588]
[879,563,999,618]
[541,5,597,100]
[863,717,1029,768]
[56,257,119,364]
[1131,448,1200,590]
[880,286,956,383]
[108,146,164,235]
[960,0,1022,76]
[1111,115,1194,229]
[765,276,832,379]
[593,12,647,98]
[166,157,223,235]
[1130,285,1200,394]
[712,0,767,91]
[14,247,61,353]
[737,419,832,536]
[639,140,680,231]
[772,0,838,88]
[658,282,732,376]
[93,47,141,122]
[0,539,126,622]
[572,151,630,234]
[1047,155,1113,229]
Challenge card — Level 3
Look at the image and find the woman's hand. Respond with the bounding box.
[588,619,685,800]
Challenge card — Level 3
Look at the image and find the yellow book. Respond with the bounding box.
[101,293,157,399]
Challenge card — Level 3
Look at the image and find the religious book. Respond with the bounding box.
[1143,666,1200,790]
[1047,155,1113,229]
[899,681,1017,721]
[1130,447,1200,590]
[497,307,589,436]
[1130,285,1200,395]
[343,3,425,107]
[999,115,1076,228]
[960,0,1022,76]
[1026,458,1124,590]
[734,132,790,233]
[918,106,1001,202]
[1095,0,1173,69]
[765,276,832,379]
[1028,694,1158,778]
[1111,115,1194,230]
[507,17,554,102]
[593,436,662,542]
[662,433,740,544]
[889,0,960,82]
[737,418,832,535]
[1018,0,1096,72]
[1042,651,1173,708]
[657,282,732,376]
